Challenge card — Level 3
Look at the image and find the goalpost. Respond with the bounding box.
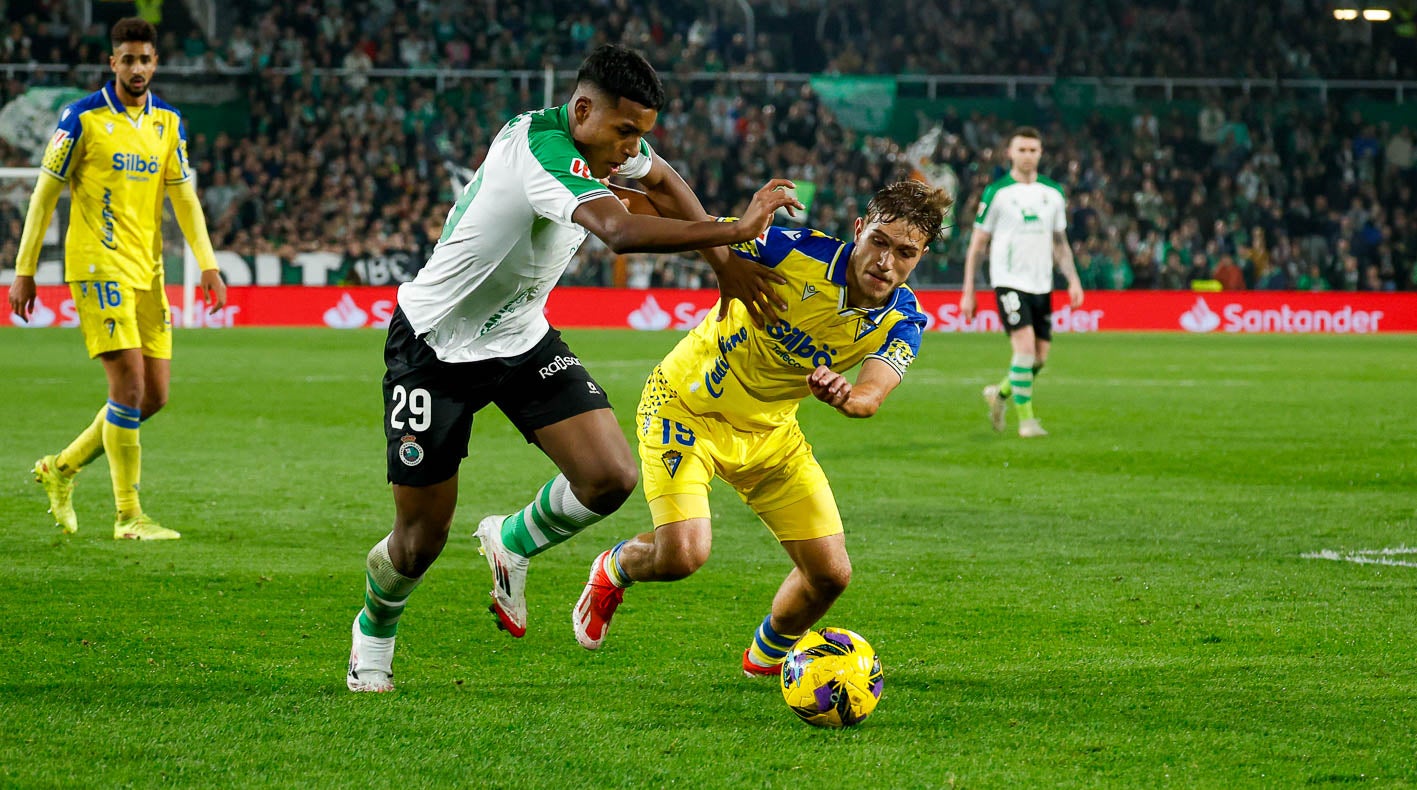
[0,166,200,327]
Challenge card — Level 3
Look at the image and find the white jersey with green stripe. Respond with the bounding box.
[397,104,653,362]
[974,174,1066,295]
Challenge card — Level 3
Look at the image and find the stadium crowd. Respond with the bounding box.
[10,0,1416,79]
[1,0,1415,291]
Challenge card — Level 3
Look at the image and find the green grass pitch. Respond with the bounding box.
[1,326,1414,787]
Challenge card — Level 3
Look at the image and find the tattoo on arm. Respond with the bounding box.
[1054,231,1079,285]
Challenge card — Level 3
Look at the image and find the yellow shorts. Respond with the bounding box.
[636,394,843,543]
[70,272,172,360]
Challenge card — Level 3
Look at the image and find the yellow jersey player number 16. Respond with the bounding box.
[8,17,227,540]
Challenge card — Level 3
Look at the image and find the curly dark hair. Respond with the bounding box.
[576,44,665,111]
[111,17,157,50]
[865,181,954,244]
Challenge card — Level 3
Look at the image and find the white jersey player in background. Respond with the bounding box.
[960,127,1084,438]
[347,44,803,692]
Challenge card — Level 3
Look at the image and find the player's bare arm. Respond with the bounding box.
[1053,230,1084,308]
[572,178,802,255]
[627,155,790,324]
[960,227,991,320]
[808,359,902,419]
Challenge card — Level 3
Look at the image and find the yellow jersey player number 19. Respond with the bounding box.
[573,181,953,678]
[8,17,227,540]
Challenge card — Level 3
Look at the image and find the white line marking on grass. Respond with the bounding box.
[1302,546,1417,568]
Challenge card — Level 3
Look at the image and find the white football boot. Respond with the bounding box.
[346,615,395,693]
[1018,418,1049,438]
[982,385,1007,433]
[475,515,529,637]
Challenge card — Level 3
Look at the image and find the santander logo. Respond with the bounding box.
[1180,297,1385,334]
[324,293,369,329]
[628,295,672,330]
[1179,298,1222,333]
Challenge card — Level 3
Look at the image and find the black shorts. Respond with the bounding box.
[382,307,613,486]
[994,287,1053,341]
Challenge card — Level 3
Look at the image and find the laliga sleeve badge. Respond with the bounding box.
[398,434,425,467]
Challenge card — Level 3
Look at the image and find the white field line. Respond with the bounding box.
[1302,546,1417,568]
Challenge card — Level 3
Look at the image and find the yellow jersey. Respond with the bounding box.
[654,226,927,431]
[39,81,192,287]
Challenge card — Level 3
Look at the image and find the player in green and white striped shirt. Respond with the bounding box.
[960,127,1084,438]
[347,44,803,692]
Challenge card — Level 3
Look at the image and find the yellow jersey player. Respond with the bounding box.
[573,181,952,676]
[7,17,226,540]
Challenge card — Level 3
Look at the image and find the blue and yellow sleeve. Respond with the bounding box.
[727,225,803,268]
[164,117,192,185]
[867,320,922,379]
[39,105,84,181]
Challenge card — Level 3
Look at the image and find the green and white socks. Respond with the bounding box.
[358,534,422,639]
[499,474,606,559]
[998,353,1037,421]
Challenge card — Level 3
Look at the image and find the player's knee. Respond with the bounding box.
[655,537,709,580]
[808,560,852,599]
[391,515,452,575]
[577,462,638,515]
[141,393,167,419]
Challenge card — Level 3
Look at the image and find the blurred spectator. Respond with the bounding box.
[1213,255,1245,290]
[2,1,1415,291]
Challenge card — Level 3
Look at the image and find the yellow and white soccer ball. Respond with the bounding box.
[779,627,883,727]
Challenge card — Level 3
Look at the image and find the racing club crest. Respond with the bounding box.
[398,434,424,467]
[661,449,682,478]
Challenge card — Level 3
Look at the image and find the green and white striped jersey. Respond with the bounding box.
[974,174,1066,295]
[398,104,653,362]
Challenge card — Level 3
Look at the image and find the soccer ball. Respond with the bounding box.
[780,627,883,727]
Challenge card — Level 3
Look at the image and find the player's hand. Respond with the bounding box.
[714,257,787,327]
[1068,282,1085,309]
[7,275,36,322]
[808,365,851,409]
[200,269,227,315]
[959,290,977,321]
[736,179,804,241]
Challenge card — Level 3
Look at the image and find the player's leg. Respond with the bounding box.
[1016,292,1053,438]
[33,282,133,534]
[479,331,635,636]
[737,427,846,676]
[744,485,848,676]
[573,379,719,650]
[349,308,476,692]
[140,357,170,419]
[110,282,178,538]
[136,275,173,421]
[986,288,1033,432]
[348,476,458,693]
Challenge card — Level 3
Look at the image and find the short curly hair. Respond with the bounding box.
[865,181,954,244]
[111,17,157,51]
[576,44,665,111]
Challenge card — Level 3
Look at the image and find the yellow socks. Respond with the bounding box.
[56,404,107,475]
[102,400,143,517]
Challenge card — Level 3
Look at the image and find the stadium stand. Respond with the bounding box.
[2,0,1414,290]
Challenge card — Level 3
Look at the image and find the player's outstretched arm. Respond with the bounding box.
[960,227,990,320]
[628,156,790,325]
[807,359,902,419]
[573,178,802,255]
[166,180,227,313]
[8,172,65,321]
